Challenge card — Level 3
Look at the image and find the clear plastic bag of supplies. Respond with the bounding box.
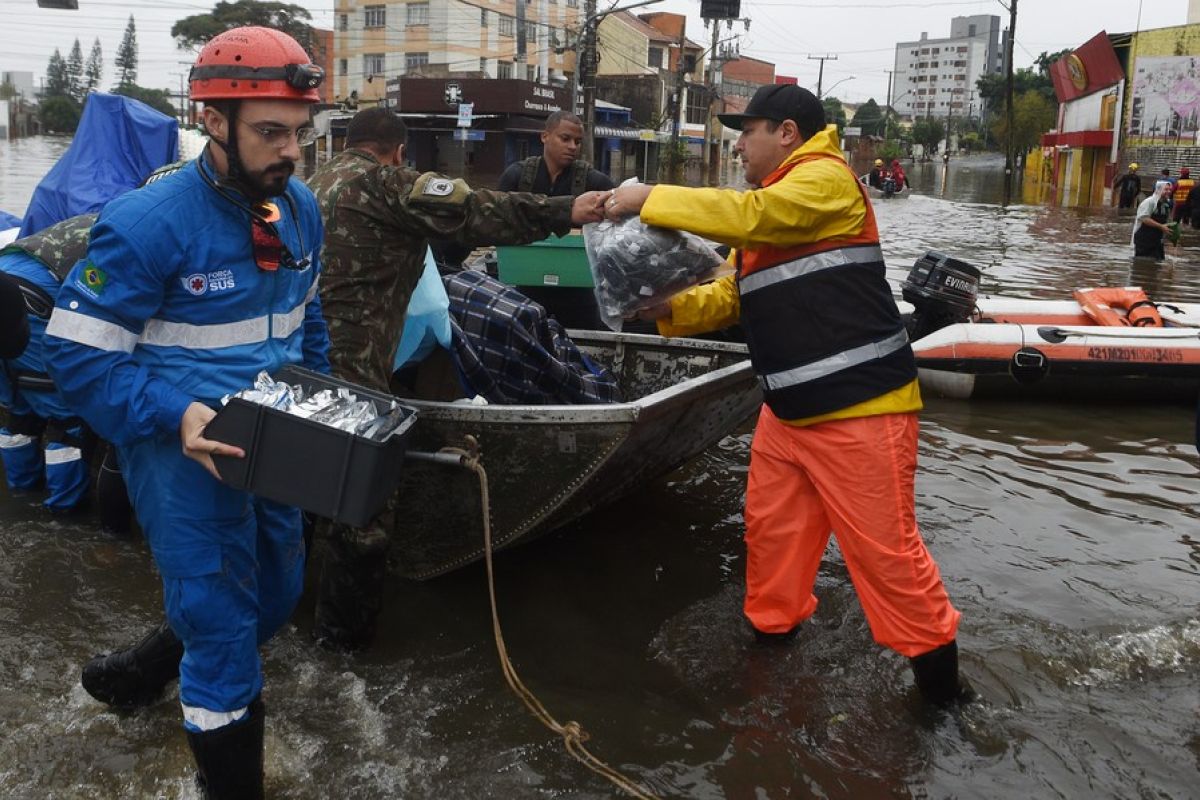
[583,180,728,331]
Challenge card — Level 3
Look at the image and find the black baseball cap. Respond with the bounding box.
[718,83,827,138]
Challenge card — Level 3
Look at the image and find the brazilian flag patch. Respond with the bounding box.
[76,261,108,298]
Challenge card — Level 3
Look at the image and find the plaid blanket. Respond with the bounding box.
[444,270,622,404]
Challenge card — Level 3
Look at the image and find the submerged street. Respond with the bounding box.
[0,139,1198,798]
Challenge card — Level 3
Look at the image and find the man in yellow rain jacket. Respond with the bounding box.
[606,84,968,706]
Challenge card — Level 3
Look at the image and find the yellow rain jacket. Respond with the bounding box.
[641,125,921,425]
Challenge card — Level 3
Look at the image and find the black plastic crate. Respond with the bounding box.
[205,365,417,527]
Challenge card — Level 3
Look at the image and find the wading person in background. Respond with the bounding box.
[498,110,615,196]
[1132,180,1175,261]
[605,83,969,706]
[306,107,609,651]
[44,27,330,798]
[1172,167,1195,224]
[1114,162,1141,209]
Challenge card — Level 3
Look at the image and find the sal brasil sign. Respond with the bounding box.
[387,78,569,117]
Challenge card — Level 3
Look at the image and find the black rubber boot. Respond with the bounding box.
[312,523,388,653]
[81,620,183,709]
[186,697,265,800]
[910,639,973,706]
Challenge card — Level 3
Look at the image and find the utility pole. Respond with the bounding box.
[667,27,688,183]
[809,54,837,98]
[576,0,663,164]
[700,18,722,186]
[884,68,894,141]
[1003,0,1017,206]
[945,106,952,161]
[580,0,597,163]
[515,0,527,75]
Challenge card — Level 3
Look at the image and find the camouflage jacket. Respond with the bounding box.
[306,148,574,391]
[1,213,98,283]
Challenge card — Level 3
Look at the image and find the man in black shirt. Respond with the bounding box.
[499,110,615,196]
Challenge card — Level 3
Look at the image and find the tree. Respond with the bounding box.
[40,95,82,133]
[44,49,70,99]
[114,15,138,89]
[877,140,905,162]
[85,38,104,97]
[910,117,943,156]
[822,97,846,133]
[66,39,84,103]
[172,1,315,53]
[990,89,1056,156]
[849,98,886,137]
[976,48,1068,113]
[112,84,177,117]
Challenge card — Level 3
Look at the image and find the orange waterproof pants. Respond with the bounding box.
[744,406,960,658]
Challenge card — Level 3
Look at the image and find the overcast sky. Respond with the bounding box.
[0,0,1187,104]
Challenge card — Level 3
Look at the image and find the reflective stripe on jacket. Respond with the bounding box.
[1173,178,1195,204]
[644,125,920,421]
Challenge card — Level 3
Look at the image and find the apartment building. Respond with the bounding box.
[333,0,582,106]
[892,14,1001,120]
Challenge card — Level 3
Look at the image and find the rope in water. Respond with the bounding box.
[439,442,660,800]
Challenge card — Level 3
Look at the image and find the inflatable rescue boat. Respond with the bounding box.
[900,252,1200,401]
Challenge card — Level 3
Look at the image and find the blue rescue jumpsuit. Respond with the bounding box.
[0,248,93,510]
[44,155,330,732]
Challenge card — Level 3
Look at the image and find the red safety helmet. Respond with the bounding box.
[190,26,323,103]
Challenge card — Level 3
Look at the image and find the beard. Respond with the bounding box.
[242,160,296,201]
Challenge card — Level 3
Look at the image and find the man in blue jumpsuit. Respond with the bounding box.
[44,27,329,798]
[0,214,98,513]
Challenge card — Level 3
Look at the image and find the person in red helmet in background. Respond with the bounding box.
[43,27,329,798]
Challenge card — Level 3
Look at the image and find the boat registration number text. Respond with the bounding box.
[1085,346,1184,363]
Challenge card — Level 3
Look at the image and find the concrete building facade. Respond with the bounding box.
[891,15,1001,121]
[332,0,582,107]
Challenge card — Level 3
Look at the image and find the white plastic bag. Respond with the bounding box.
[582,180,726,331]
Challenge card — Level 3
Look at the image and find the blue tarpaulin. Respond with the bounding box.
[0,211,20,231]
[18,93,179,237]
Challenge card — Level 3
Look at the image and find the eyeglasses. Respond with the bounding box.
[239,119,319,149]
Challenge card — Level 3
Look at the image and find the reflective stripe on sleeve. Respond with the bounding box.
[46,309,139,353]
[761,328,909,391]
[739,245,884,296]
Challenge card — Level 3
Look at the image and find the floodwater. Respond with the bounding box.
[0,140,1198,799]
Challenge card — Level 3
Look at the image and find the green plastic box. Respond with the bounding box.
[496,232,594,288]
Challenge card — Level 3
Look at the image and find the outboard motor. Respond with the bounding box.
[901,251,981,340]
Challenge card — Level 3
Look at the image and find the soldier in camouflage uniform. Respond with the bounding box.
[306,107,610,651]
